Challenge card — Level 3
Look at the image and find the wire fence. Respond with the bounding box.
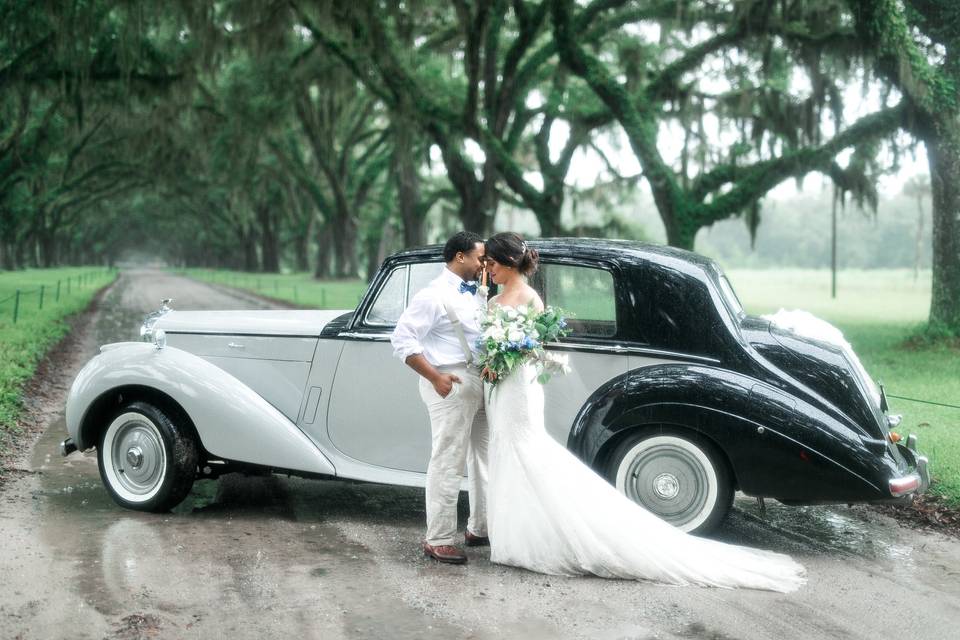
[176,269,368,309]
[0,269,117,324]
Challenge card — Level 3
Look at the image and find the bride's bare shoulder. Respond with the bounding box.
[525,286,544,312]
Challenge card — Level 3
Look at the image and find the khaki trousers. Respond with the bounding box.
[419,364,489,546]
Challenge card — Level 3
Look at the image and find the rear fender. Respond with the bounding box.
[569,363,895,501]
[66,342,335,475]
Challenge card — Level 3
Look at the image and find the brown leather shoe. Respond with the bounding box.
[422,542,468,564]
[464,530,490,547]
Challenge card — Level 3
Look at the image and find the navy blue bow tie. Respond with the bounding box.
[459,281,478,295]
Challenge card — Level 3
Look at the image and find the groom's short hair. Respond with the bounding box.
[443,231,484,262]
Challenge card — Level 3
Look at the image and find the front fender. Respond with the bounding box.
[66,342,335,475]
[569,363,899,501]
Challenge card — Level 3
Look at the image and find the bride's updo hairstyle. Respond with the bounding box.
[485,232,539,277]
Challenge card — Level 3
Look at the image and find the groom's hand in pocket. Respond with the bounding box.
[432,373,461,398]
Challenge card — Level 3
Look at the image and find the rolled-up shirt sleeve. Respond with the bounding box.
[391,290,438,362]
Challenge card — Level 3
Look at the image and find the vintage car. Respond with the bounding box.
[62,239,929,534]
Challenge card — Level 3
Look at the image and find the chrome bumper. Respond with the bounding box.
[889,433,930,497]
[60,437,77,457]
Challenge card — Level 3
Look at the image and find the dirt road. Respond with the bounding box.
[2,269,959,639]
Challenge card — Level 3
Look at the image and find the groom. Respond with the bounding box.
[391,231,490,564]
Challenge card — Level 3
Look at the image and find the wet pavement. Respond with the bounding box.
[2,269,960,639]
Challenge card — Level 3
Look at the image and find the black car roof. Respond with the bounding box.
[389,237,719,273]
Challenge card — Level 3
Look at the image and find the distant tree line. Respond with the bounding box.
[0,1,957,331]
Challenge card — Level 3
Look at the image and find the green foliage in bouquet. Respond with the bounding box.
[476,304,571,394]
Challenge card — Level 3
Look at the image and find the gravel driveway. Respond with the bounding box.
[1,269,959,640]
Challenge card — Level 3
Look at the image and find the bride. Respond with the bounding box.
[479,232,805,593]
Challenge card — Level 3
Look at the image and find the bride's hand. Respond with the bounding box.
[481,366,497,382]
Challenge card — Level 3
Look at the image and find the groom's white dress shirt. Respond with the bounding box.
[391,267,483,366]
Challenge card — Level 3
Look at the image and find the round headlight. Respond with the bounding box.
[153,328,166,350]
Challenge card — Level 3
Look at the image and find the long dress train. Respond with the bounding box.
[485,361,806,593]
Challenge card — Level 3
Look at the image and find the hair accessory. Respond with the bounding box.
[520,241,528,253]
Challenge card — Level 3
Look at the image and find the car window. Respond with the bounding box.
[408,262,443,299]
[366,266,408,325]
[532,264,617,338]
[364,262,444,327]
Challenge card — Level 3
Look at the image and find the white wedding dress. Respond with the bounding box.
[485,359,806,593]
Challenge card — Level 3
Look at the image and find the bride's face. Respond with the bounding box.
[486,257,515,286]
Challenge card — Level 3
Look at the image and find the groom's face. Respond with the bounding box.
[455,242,486,281]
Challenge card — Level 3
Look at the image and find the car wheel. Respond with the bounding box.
[608,430,733,534]
[97,401,198,512]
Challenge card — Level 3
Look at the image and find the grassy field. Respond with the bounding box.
[180,266,958,503]
[176,269,367,310]
[726,268,960,505]
[0,267,117,454]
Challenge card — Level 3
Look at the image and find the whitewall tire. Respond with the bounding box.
[609,431,733,534]
[97,401,198,512]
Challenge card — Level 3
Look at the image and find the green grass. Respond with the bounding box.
[0,267,118,454]
[725,268,960,505]
[176,269,368,310]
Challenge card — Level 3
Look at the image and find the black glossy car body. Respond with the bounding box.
[366,238,929,532]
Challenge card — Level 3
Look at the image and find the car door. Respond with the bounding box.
[325,261,444,472]
[532,261,631,444]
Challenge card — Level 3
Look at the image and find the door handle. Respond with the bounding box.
[227,342,244,349]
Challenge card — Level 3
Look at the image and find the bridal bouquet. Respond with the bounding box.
[475,305,571,389]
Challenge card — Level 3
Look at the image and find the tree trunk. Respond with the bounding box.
[38,230,56,268]
[366,223,396,282]
[242,231,258,272]
[926,127,960,331]
[294,221,311,273]
[663,210,696,250]
[392,116,426,248]
[330,211,359,277]
[532,190,565,237]
[314,222,332,279]
[257,204,280,273]
[0,241,13,270]
[914,192,925,282]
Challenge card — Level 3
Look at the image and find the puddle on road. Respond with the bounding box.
[726,495,915,564]
[28,412,465,638]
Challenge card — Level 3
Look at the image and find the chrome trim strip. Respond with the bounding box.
[338,332,392,341]
[549,342,721,365]
[164,331,321,338]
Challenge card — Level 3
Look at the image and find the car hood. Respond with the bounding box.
[155,309,351,337]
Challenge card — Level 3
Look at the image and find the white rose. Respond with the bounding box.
[486,327,506,341]
[507,329,524,342]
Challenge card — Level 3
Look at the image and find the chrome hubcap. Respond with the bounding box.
[126,446,144,468]
[653,472,680,500]
[110,419,165,496]
[624,442,711,527]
